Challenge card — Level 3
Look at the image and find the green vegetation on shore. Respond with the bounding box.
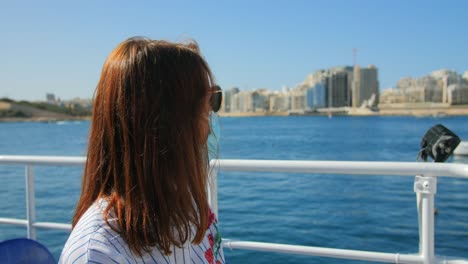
[0,109,31,118]
[16,100,90,116]
[0,97,92,119]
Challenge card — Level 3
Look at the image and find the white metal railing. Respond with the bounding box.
[1,155,468,264]
[0,156,85,235]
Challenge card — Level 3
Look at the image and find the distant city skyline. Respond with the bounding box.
[1,1,467,101]
[218,66,468,115]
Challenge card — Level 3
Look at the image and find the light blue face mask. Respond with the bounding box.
[207,113,220,161]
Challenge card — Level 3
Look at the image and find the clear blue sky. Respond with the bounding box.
[1,0,467,101]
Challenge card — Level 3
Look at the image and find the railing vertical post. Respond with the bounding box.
[208,163,219,219]
[25,165,36,239]
[414,175,437,264]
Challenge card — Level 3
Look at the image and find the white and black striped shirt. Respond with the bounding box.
[59,199,225,264]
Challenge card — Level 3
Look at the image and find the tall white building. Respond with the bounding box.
[251,89,270,112]
[221,87,239,112]
[463,71,468,82]
[448,84,468,105]
[269,92,289,112]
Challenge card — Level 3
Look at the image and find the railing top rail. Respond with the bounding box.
[1,155,468,178]
[0,155,85,166]
[210,159,468,179]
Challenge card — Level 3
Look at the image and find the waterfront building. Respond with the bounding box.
[326,71,351,107]
[67,97,93,111]
[430,69,461,84]
[306,83,327,110]
[46,93,56,104]
[379,88,406,104]
[230,91,242,112]
[463,71,468,82]
[314,83,327,108]
[221,87,240,112]
[396,77,424,103]
[392,69,464,104]
[290,90,306,111]
[395,77,410,102]
[448,84,468,105]
[400,82,440,103]
[352,65,379,108]
[329,66,354,77]
[304,70,328,88]
[416,76,440,103]
[430,70,461,103]
[231,90,270,112]
[304,70,326,110]
[306,87,314,110]
[251,89,270,112]
[405,87,424,103]
[227,88,287,113]
[269,93,289,112]
[303,66,353,110]
[239,91,251,112]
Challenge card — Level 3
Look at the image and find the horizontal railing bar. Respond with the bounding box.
[2,156,468,178]
[0,218,72,231]
[0,217,28,227]
[211,159,468,178]
[222,240,423,264]
[34,222,72,231]
[0,156,85,166]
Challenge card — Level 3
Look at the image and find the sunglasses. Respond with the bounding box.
[210,85,223,113]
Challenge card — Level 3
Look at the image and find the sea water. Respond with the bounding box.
[1,116,468,263]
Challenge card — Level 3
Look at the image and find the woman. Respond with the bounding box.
[60,37,225,264]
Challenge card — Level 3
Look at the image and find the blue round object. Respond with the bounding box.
[0,238,55,264]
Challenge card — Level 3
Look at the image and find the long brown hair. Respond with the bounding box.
[73,37,214,255]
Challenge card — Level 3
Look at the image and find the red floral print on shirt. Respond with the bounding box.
[207,209,223,263]
[207,209,217,228]
[208,234,214,247]
[205,248,214,264]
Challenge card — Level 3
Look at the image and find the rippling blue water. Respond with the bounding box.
[1,116,468,263]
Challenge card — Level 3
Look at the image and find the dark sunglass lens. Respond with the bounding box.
[210,86,222,112]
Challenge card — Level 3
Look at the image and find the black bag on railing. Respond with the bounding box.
[419,124,460,163]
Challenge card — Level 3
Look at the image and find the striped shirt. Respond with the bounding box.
[59,199,225,264]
